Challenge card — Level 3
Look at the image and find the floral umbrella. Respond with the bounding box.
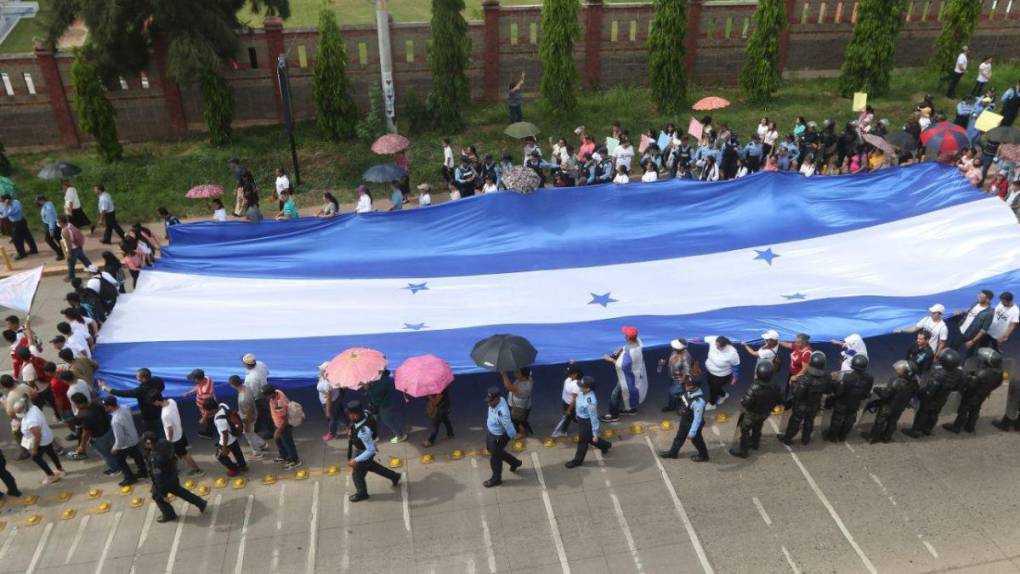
[501,166,541,194]
[371,133,411,155]
[394,355,454,398]
[186,184,225,199]
[325,347,388,390]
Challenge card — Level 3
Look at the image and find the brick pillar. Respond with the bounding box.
[584,0,604,89]
[482,0,502,102]
[264,17,286,122]
[33,44,80,148]
[152,34,188,137]
[778,0,796,75]
[685,0,704,81]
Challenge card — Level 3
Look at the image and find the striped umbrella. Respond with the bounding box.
[920,121,970,157]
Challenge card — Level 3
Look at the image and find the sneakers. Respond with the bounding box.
[390,434,408,444]
[118,478,137,487]
[188,468,206,477]
[600,414,620,423]
[621,409,638,416]
[704,403,717,412]
[550,430,564,439]
[103,468,120,476]
[273,457,286,463]
[717,392,730,406]
[69,451,87,461]
[322,432,335,442]
[283,460,303,470]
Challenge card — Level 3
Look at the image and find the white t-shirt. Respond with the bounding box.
[67,379,92,416]
[443,146,455,169]
[989,302,1020,339]
[275,175,290,196]
[705,336,741,377]
[799,163,816,177]
[612,145,634,172]
[213,208,227,222]
[69,320,90,341]
[161,399,183,442]
[482,183,498,194]
[641,170,658,183]
[316,376,340,405]
[977,61,992,83]
[64,186,81,211]
[757,346,777,363]
[419,192,432,206]
[763,129,779,147]
[613,173,630,184]
[915,316,948,352]
[356,194,372,214]
[954,52,968,74]
[66,331,91,359]
[213,405,238,445]
[20,405,53,449]
[960,303,989,334]
[756,123,770,140]
[561,377,581,404]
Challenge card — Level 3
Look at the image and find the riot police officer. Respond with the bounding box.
[903,348,964,438]
[823,354,874,442]
[943,347,1005,434]
[862,360,918,444]
[565,376,612,468]
[729,361,781,459]
[779,351,831,446]
[659,378,709,461]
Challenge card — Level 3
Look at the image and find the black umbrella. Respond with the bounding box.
[886,131,917,151]
[37,162,82,180]
[985,126,1020,144]
[471,334,537,372]
[362,163,406,183]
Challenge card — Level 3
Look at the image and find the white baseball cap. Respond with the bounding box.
[929,304,945,314]
[761,329,779,341]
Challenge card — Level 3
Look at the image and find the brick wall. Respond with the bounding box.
[1,0,1018,150]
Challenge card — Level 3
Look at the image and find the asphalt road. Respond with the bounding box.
[0,276,1017,574]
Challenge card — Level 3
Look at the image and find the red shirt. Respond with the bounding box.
[789,347,813,377]
[50,376,70,412]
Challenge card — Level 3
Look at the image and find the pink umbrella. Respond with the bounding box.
[186,184,225,199]
[325,347,387,389]
[394,355,454,398]
[371,133,411,155]
[692,96,731,111]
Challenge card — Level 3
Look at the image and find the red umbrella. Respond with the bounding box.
[371,134,411,155]
[186,184,224,199]
[692,96,730,111]
[921,121,970,158]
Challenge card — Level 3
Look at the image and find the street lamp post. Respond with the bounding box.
[276,54,301,186]
[376,0,397,133]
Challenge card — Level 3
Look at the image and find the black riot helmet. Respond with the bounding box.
[893,360,916,379]
[937,348,961,370]
[976,347,1003,369]
[808,351,827,371]
[850,354,869,372]
[755,360,775,383]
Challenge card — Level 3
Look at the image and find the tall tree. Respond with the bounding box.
[46,0,289,144]
[539,0,581,116]
[70,49,122,162]
[428,0,471,132]
[313,9,357,141]
[740,0,786,103]
[837,0,909,97]
[648,0,688,113]
[201,71,235,145]
[928,0,982,82]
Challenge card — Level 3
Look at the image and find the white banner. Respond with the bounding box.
[0,266,44,313]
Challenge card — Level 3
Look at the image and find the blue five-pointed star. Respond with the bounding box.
[782,292,807,300]
[753,248,780,266]
[403,282,429,294]
[588,292,618,308]
[403,322,427,331]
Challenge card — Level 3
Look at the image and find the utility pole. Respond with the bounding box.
[276,54,300,186]
[376,0,397,133]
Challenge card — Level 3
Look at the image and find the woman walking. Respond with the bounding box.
[422,388,453,447]
[502,368,535,437]
[15,398,65,484]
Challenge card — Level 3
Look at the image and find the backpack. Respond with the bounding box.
[286,400,305,427]
[221,406,243,437]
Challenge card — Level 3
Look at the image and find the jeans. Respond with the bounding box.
[43,227,64,258]
[90,429,119,472]
[152,479,205,519]
[486,433,520,482]
[608,386,624,417]
[113,444,147,481]
[67,247,93,281]
[216,440,247,472]
[101,211,125,243]
[352,454,400,496]
[275,424,299,463]
[242,424,267,454]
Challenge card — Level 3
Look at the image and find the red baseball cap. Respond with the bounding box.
[621,326,638,340]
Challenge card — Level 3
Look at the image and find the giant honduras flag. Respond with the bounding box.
[94,164,1020,395]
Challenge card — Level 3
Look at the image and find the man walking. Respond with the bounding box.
[346,401,400,502]
[104,396,148,486]
[483,387,521,488]
[659,378,709,461]
[242,354,273,439]
[206,398,248,476]
[1,194,37,260]
[228,375,268,458]
[947,46,968,99]
[141,432,207,523]
[99,371,164,437]
[729,362,781,459]
[59,216,94,283]
[154,394,205,476]
[94,185,125,244]
[264,385,301,469]
[34,195,64,260]
[565,376,612,468]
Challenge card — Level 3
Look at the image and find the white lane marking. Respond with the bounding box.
[466,556,477,574]
[197,494,223,573]
[768,419,877,574]
[25,521,53,574]
[752,496,772,527]
[644,435,714,574]
[401,472,411,532]
[341,475,351,573]
[271,483,287,572]
[65,514,91,563]
[234,494,254,574]
[94,512,122,574]
[128,502,157,574]
[844,442,856,454]
[469,457,498,573]
[921,538,939,559]
[711,426,721,437]
[594,450,643,572]
[0,527,16,561]
[530,451,571,574]
[165,505,189,574]
[306,481,320,574]
[781,546,803,574]
[868,473,885,490]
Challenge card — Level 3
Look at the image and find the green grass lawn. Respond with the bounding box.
[0,1,54,54]
[5,63,1018,234]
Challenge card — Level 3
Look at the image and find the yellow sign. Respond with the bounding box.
[852,92,868,112]
[975,110,1003,132]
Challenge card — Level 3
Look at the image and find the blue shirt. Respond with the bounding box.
[352,418,377,462]
[486,397,516,438]
[39,201,58,230]
[575,391,601,434]
[2,199,24,222]
[683,389,706,438]
[743,142,762,159]
[956,101,975,117]
[390,189,403,211]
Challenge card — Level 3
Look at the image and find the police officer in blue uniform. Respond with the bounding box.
[659,378,709,461]
[346,401,401,502]
[565,376,612,468]
[484,387,522,488]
